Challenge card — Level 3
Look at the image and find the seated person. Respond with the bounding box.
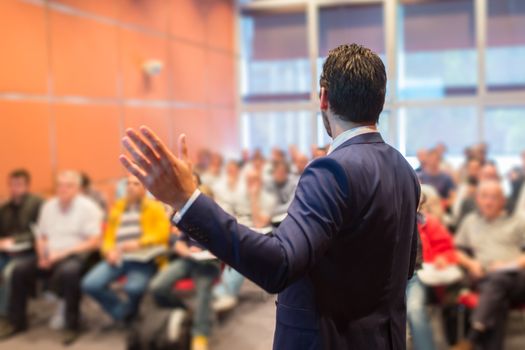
[407,188,458,350]
[150,185,220,350]
[507,150,525,218]
[0,170,43,331]
[452,180,525,350]
[265,160,298,220]
[212,160,242,215]
[233,169,275,228]
[1,171,103,344]
[212,169,275,312]
[454,162,501,231]
[82,175,169,325]
[418,148,456,211]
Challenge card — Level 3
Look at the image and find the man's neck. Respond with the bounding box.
[330,117,376,140]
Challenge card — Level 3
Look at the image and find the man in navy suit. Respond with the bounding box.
[120,44,420,350]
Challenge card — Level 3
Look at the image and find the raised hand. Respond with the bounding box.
[119,126,197,211]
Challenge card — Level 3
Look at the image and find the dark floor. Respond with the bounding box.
[2,281,525,350]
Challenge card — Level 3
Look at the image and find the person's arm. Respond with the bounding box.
[120,127,350,293]
[175,157,350,293]
[59,235,100,258]
[174,239,193,257]
[454,217,484,278]
[36,236,48,263]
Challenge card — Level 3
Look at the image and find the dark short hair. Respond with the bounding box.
[9,169,31,184]
[319,44,386,124]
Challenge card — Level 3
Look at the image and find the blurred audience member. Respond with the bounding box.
[266,161,297,218]
[0,170,42,329]
[420,184,445,223]
[234,169,275,228]
[212,160,242,215]
[194,149,212,175]
[80,172,107,213]
[418,149,456,210]
[453,180,525,350]
[213,170,275,314]
[82,175,169,326]
[2,171,103,344]
[293,153,309,176]
[507,150,525,217]
[407,192,458,350]
[452,158,482,229]
[200,153,223,188]
[416,149,428,173]
[312,146,328,159]
[150,185,220,350]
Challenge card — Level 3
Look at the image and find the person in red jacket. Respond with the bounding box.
[407,190,459,350]
[419,214,458,267]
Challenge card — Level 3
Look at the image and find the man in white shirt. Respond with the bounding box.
[212,160,243,215]
[233,169,275,228]
[1,171,102,345]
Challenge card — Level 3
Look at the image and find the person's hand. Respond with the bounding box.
[434,255,449,270]
[189,246,203,253]
[488,260,509,272]
[106,249,121,266]
[48,251,66,266]
[120,126,197,211]
[248,181,260,198]
[119,240,140,253]
[468,260,485,280]
[0,238,14,251]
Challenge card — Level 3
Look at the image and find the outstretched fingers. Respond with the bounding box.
[119,155,147,183]
[125,128,159,164]
[123,136,155,172]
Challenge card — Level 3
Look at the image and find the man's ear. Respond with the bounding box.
[320,87,329,111]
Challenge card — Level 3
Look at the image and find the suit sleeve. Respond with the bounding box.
[176,157,350,293]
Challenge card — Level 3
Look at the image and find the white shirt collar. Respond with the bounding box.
[327,125,379,155]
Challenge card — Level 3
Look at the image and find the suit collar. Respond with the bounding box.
[334,132,385,151]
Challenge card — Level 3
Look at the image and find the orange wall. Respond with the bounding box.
[0,0,238,200]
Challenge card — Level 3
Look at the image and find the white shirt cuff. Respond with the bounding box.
[171,189,201,224]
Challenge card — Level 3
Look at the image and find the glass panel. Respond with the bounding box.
[402,106,477,156]
[398,0,477,100]
[484,107,525,155]
[318,4,386,92]
[241,11,310,102]
[241,111,313,155]
[486,0,525,92]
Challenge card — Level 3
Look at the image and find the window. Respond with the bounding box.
[402,106,477,156]
[318,4,386,92]
[241,111,313,155]
[486,0,525,91]
[240,10,310,102]
[484,107,525,155]
[398,0,477,100]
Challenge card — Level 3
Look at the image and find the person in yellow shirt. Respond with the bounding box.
[82,175,169,325]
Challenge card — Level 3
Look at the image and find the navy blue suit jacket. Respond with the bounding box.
[177,133,420,349]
